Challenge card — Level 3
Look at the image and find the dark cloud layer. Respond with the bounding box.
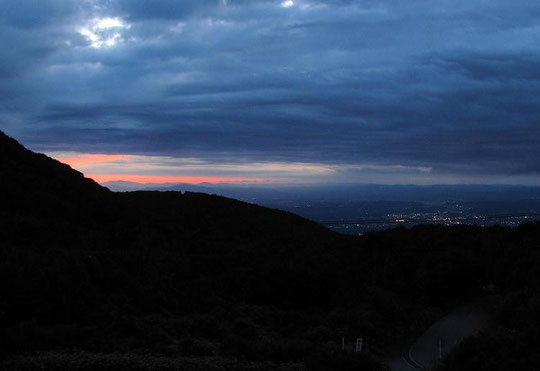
[1,0,540,183]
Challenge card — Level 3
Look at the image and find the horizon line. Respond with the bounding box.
[94,178,540,188]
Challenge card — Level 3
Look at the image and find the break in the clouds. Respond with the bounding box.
[1,0,540,184]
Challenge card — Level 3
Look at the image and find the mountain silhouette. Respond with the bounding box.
[2,130,540,370]
[0,130,337,252]
[0,131,108,210]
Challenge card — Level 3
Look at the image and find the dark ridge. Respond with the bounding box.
[0,131,114,250]
[1,131,540,370]
[0,130,107,197]
[0,130,338,252]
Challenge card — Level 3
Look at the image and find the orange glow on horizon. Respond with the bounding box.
[58,153,132,167]
[86,173,264,184]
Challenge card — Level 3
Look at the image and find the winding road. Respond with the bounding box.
[390,302,491,371]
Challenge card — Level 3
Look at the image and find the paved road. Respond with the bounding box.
[390,302,491,371]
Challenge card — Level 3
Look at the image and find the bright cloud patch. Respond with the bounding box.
[281,0,294,8]
[78,17,130,48]
[94,17,126,30]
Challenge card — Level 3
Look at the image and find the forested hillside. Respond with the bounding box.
[1,131,540,370]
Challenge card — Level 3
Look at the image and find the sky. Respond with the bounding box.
[1,0,540,185]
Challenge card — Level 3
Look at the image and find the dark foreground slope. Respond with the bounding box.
[1,131,540,370]
[0,130,336,252]
[0,132,383,370]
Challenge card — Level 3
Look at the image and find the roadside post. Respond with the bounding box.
[356,338,363,353]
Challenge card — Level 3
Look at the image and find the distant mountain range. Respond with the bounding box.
[104,180,540,200]
[102,180,540,234]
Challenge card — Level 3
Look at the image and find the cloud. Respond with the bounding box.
[55,153,133,167]
[48,149,441,184]
[1,0,540,184]
[49,150,336,182]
